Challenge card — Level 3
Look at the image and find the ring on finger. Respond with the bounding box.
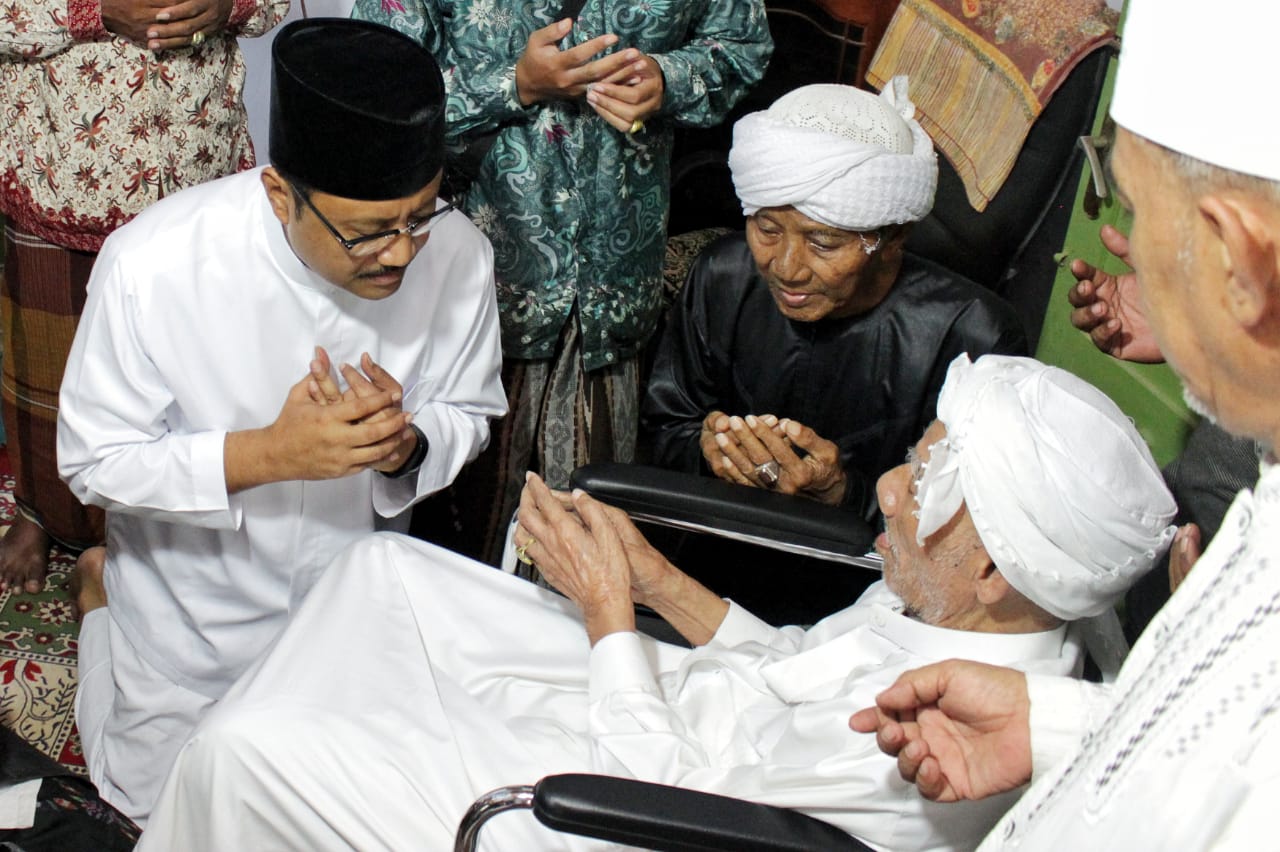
[515,540,534,566]
[191,30,205,47]
[754,459,780,488]
[628,119,645,135]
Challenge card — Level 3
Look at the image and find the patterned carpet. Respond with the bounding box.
[0,450,86,775]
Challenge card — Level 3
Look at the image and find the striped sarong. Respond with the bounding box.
[1,226,105,550]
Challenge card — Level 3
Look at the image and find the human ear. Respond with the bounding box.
[972,555,1009,606]
[1198,194,1280,329]
[260,167,294,227]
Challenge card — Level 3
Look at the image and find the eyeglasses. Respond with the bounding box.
[291,184,456,258]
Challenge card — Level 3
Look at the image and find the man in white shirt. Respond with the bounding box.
[56,19,505,825]
[138,354,1175,851]
[850,1,1280,847]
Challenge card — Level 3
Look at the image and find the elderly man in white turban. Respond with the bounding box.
[852,1,1280,848]
[643,79,1027,523]
[138,354,1174,852]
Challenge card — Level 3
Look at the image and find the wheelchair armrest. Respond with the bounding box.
[569,463,880,569]
[533,774,871,852]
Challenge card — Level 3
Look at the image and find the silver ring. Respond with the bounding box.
[754,459,780,488]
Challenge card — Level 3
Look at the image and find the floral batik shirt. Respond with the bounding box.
[354,0,771,370]
[1,0,288,251]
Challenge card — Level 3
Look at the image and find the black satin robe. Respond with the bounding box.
[641,232,1028,522]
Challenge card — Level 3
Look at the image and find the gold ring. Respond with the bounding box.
[515,541,534,566]
[191,30,205,47]
[628,119,645,135]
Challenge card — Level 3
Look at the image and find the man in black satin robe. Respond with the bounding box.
[643,80,1027,523]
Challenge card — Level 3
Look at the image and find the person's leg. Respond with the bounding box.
[1,228,105,594]
[140,535,605,852]
[72,547,214,826]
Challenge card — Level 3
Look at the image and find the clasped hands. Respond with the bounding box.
[514,18,663,136]
[102,0,232,51]
[252,347,416,484]
[513,472,672,645]
[700,411,848,505]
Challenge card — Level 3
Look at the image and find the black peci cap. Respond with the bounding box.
[269,18,446,200]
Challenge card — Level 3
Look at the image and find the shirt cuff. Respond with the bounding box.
[588,631,658,702]
[69,0,107,40]
[709,600,779,648]
[1027,673,1095,780]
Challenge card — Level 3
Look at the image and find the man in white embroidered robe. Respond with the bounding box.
[850,2,1280,847]
[138,354,1175,851]
[55,20,505,824]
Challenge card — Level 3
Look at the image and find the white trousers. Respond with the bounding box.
[139,535,623,851]
[75,607,216,826]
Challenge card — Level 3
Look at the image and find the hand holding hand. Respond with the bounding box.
[772,418,848,504]
[1067,225,1163,363]
[585,53,664,134]
[307,348,414,474]
[252,374,411,482]
[515,19,641,105]
[849,660,1033,802]
[699,410,734,474]
[515,474,636,643]
[101,0,173,45]
[124,0,234,51]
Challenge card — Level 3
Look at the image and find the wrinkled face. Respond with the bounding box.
[1110,130,1222,422]
[263,168,445,300]
[874,420,984,627]
[745,207,902,322]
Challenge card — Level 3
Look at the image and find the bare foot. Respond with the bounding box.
[69,546,108,621]
[0,513,52,595]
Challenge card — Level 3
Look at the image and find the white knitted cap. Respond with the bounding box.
[728,77,938,230]
[1112,0,1280,181]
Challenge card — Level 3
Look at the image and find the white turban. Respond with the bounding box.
[728,77,938,230]
[914,354,1177,622]
[1112,0,1280,182]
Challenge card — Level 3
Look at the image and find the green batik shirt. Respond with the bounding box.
[353,0,772,370]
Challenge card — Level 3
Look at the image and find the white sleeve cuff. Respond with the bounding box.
[589,631,659,701]
[1027,674,1109,780]
[710,600,780,648]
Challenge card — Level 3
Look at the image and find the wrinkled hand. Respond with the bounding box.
[516,479,674,609]
[307,347,414,473]
[1067,225,1163,363]
[1169,522,1202,594]
[701,412,786,485]
[849,660,1033,803]
[710,414,847,505]
[261,373,412,481]
[515,473,636,643]
[594,500,674,607]
[699,410,736,474]
[585,53,664,134]
[515,19,642,105]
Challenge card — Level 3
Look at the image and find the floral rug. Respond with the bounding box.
[0,450,85,775]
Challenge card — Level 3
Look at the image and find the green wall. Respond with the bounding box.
[1033,54,1195,467]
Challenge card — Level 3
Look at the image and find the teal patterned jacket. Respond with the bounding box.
[353,0,772,369]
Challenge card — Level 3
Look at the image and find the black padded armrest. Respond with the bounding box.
[570,463,879,568]
[533,774,871,852]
